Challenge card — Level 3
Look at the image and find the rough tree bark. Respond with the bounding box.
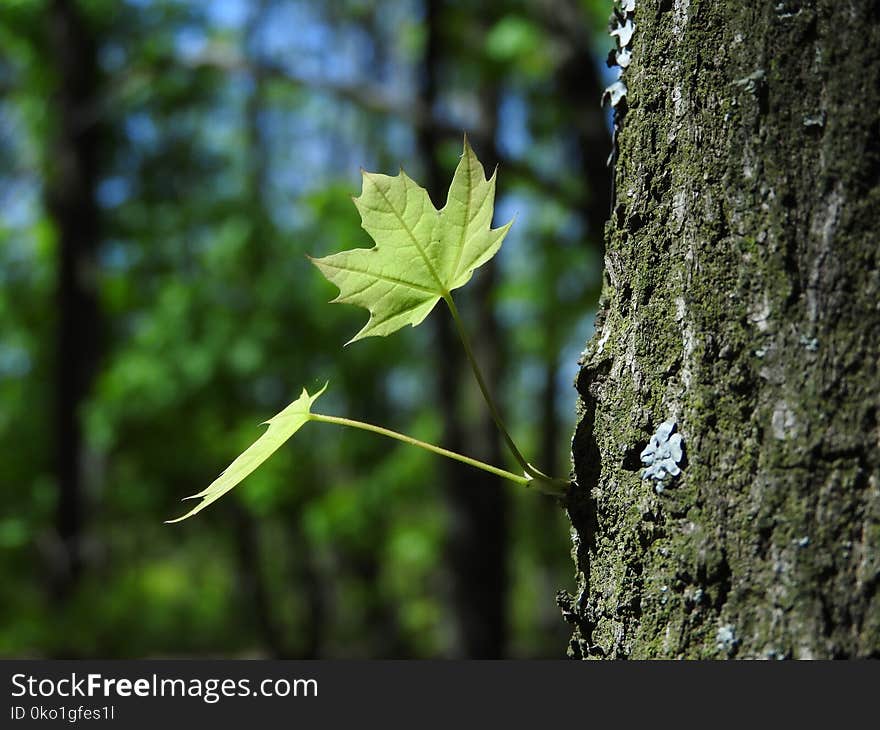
[563,0,880,658]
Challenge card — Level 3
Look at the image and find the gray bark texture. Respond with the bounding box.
[562,0,880,658]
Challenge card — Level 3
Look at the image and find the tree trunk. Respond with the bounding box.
[417,0,508,658]
[564,0,880,658]
[46,0,103,602]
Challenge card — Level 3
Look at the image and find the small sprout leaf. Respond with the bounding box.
[166,383,327,523]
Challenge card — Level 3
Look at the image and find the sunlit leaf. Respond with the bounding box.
[166,383,327,523]
[310,136,512,343]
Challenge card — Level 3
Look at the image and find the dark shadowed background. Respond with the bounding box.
[0,0,612,658]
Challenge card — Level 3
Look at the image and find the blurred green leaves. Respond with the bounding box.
[0,0,604,659]
[485,15,556,77]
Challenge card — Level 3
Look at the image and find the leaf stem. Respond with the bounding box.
[442,294,570,494]
[442,294,533,469]
[309,412,530,486]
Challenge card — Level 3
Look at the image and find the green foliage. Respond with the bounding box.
[311,137,511,343]
[1,0,604,659]
[485,15,556,77]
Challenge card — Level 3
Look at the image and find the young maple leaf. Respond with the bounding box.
[166,384,327,523]
[310,136,512,343]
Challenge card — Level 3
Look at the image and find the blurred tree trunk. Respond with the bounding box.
[231,505,286,655]
[45,0,102,601]
[417,0,508,658]
[564,0,880,658]
[465,98,510,660]
[231,0,288,660]
[235,0,328,658]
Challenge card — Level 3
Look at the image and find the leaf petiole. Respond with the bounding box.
[443,293,568,492]
[442,293,529,470]
[309,412,531,487]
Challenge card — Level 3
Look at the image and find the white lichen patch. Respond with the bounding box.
[799,335,819,351]
[771,400,797,440]
[673,0,690,36]
[807,184,843,323]
[672,84,685,117]
[641,420,684,491]
[716,624,738,652]
[672,189,687,231]
[749,293,772,331]
[603,80,628,108]
[675,296,695,389]
[775,2,803,20]
[604,0,636,107]
[611,18,635,48]
[733,69,766,92]
[595,317,613,355]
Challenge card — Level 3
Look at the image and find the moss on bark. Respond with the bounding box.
[564,0,880,658]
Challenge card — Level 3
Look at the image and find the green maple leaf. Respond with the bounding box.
[167,138,567,525]
[166,383,327,523]
[310,136,512,343]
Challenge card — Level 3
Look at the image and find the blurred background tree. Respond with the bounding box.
[0,0,611,658]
